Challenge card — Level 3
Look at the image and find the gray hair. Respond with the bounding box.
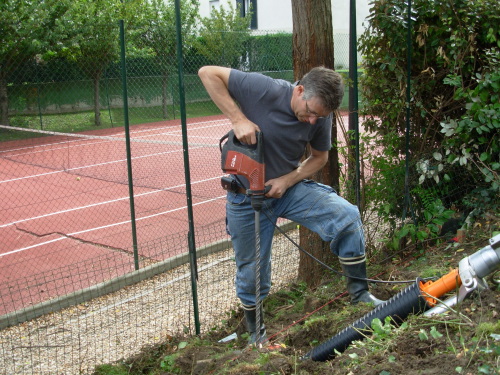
[300,66,345,111]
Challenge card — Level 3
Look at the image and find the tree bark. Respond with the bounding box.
[93,74,102,126]
[0,76,10,126]
[162,73,169,119]
[292,0,340,288]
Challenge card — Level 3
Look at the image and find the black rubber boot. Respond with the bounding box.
[340,256,385,306]
[242,304,267,346]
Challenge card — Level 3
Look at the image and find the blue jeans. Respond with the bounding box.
[226,179,365,306]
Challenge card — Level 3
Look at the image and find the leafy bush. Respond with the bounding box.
[247,33,293,71]
[357,0,499,247]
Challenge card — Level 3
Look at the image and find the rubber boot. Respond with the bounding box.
[340,256,385,306]
[242,304,267,346]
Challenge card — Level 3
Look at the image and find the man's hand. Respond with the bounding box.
[233,120,260,144]
[265,148,329,199]
[265,177,290,199]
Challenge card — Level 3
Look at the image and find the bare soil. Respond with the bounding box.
[95,225,500,375]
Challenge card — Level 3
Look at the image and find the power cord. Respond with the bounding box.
[265,210,427,284]
[228,174,430,285]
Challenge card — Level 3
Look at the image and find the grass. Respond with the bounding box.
[1,101,222,142]
[92,215,500,375]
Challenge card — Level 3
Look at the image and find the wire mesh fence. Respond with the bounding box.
[4,31,357,129]
[0,16,474,373]
[0,24,362,373]
[0,228,300,374]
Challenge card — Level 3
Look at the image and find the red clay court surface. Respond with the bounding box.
[0,115,231,315]
[0,114,354,316]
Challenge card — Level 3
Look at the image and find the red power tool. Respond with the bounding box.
[219,130,268,210]
[219,129,268,345]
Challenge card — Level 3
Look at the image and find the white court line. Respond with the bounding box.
[0,195,226,259]
[0,176,222,229]
[0,121,228,185]
[130,119,226,138]
[0,144,206,184]
[0,119,230,257]
[0,119,227,155]
[1,127,217,160]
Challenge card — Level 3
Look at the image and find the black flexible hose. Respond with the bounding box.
[303,279,430,362]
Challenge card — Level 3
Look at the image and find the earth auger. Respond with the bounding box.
[303,233,500,361]
[220,130,269,345]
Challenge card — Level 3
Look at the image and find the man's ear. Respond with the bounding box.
[294,84,304,98]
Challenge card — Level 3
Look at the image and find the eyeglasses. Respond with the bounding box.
[305,101,327,119]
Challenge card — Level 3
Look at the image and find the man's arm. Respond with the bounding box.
[198,66,259,144]
[266,147,329,198]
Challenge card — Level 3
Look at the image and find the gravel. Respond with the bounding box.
[0,230,300,375]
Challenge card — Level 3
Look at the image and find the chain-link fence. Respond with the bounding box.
[0,15,483,373]
[0,24,364,373]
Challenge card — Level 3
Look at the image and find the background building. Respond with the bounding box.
[200,0,371,34]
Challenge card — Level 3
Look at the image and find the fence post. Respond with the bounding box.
[175,0,201,335]
[119,15,140,270]
[349,0,361,209]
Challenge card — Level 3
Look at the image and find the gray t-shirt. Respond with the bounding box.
[228,69,332,183]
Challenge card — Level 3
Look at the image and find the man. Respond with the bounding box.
[198,65,384,345]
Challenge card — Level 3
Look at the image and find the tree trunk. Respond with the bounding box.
[0,75,10,126]
[93,74,102,126]
[162,73,169,119]
[292,0,340,288]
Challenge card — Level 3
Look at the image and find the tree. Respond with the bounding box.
[133,0,199,119]
[0,0,68,126]
[195,2,251,68]
[58,0,140,126]
[291,0,339,288]
[358,0,499,225]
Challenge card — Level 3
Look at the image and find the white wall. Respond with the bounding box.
[199,0,370,34]
[255,1,293,31]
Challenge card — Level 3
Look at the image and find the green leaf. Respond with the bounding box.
[478,365,491,374]
[490,333,500,341]
[430,326,443,339]
[417,231,428,241]
[371,318,384,334]
[418,329,429,341]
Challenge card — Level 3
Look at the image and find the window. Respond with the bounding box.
[236,0,258,30]
[209,0,219,10]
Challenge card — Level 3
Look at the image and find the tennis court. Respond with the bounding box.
[0,116,231,315]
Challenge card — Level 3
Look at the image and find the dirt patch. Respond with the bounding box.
[95,227,500,375]
[144,288,498,375]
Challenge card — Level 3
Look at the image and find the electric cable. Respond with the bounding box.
[261,209,434,285]
[228,167,426,288]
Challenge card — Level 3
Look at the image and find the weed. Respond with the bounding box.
[160,354,181,374]
[92,220,499,375]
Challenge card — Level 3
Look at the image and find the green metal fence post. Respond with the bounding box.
[119,16,140,270]
[174,0,201,335]
[402,0,415,223]
[349,0,361,209]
